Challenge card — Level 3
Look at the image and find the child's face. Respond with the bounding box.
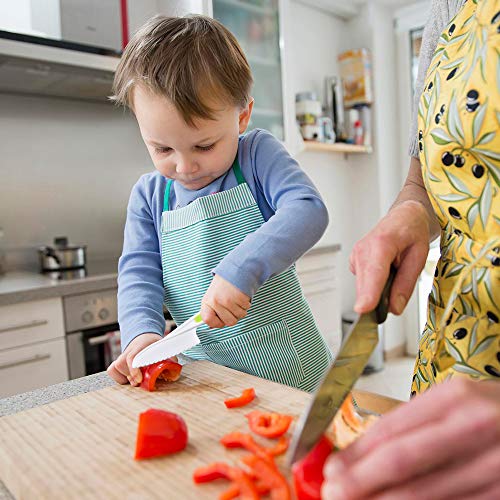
[133,85,253,191]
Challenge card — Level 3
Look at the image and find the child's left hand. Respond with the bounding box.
[201,275,251,328]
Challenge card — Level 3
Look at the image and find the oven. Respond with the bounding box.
[64,288,120,379]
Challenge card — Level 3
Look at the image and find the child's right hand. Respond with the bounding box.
[107,333,161,386]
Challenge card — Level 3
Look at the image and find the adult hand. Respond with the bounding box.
[201,274,251,328]
[322,378,500,499]
[107,332,161,386]
[350,200,431,315]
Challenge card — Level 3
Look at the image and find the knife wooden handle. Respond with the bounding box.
[375,264,397,324]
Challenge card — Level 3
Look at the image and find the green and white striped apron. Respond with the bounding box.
[160,158,332,392]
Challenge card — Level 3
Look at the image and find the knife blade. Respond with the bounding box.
[131,312,204,368]
[287,266,396,466]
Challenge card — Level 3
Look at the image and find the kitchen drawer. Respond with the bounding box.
[0,298,65,351]
[0,337,68,398]
[299,271,336,292]
[297,251,339,274]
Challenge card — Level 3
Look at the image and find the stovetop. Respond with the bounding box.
[42,259,118,281]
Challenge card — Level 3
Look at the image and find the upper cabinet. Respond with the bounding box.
[0,1,212,102]
[212,0,287,141]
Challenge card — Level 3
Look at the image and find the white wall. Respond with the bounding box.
[287,1,359,315]
[289,0,412,352]
[0,94,150,270]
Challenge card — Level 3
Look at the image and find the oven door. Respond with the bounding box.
[66,323,120,379]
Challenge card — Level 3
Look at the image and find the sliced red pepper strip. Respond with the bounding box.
[242,454,291,500]
[139,359,182,392]
[220,431,289,461]
[193,462,259,500]
[224,388,256,408]
[220,481,270,500]
[219,483,240,500]
[134,409,188,459]
[268,435,290,456]
[220,432,273,462]
[246,410,293,438]
[292,435,333,500]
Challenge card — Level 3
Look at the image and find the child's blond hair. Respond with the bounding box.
[111,15,253,125]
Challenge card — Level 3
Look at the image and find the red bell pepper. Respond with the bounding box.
[220,479,270,499]
[246,410,293,438]
[268,435,290,456]
[221,432,289,460]
[193,462,260,500]
[224,388,256,408]
[139,359,182,392]
[220,431,274,462]
[242,454,291,500]
[134,408,188,459]
[292,435,334,500]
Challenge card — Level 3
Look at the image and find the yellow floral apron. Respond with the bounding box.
[412,0,500,394]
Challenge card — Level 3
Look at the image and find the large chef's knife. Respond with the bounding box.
[131,312,204,368]
[287,266,397,466]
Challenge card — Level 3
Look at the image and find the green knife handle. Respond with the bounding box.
[375,264,397,324]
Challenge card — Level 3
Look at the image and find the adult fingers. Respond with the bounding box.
[322,396,499,500]
[352,238,395,313]
[371,443,500,500]
[325,379,480,471]
[457,482,500,500]
[388,242,428,315]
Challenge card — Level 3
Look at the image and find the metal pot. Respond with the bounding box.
[38,237,87,272]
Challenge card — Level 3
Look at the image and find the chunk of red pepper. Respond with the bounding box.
[292,435,334,500]
[139,359,182,392]
[134,409,188,460]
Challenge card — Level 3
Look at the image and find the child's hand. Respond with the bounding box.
[201,275,251,328]
[107,333,161,386]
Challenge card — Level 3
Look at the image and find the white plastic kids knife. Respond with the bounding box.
[131,312,204,368]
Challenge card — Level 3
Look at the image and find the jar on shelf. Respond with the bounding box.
[296,92,322,141]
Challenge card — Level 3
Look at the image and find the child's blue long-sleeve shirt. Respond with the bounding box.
[118,129,329,349]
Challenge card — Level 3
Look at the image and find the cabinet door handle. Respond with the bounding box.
[0,353,51,370]
[0,319,49,334]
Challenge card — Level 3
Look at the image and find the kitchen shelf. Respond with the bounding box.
[304,142,373,154]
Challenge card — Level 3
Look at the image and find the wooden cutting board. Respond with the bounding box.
[0,361,400,499]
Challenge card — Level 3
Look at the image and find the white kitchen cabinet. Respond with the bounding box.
[0,298,68,397]
[0,338,68,398]
[297,249,341,355]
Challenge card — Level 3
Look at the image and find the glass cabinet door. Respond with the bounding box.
[212,0,284,140]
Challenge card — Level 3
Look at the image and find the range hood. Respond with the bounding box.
[0,34,119,102]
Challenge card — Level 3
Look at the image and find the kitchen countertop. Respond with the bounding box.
[0,245,341,307]
[0,372,115,418]
[0,372,116,500]
[0,359,399,500]
[0,261,118,306]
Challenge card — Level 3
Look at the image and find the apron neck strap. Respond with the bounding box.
[163,155,244,212]
[232,156,245,185]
